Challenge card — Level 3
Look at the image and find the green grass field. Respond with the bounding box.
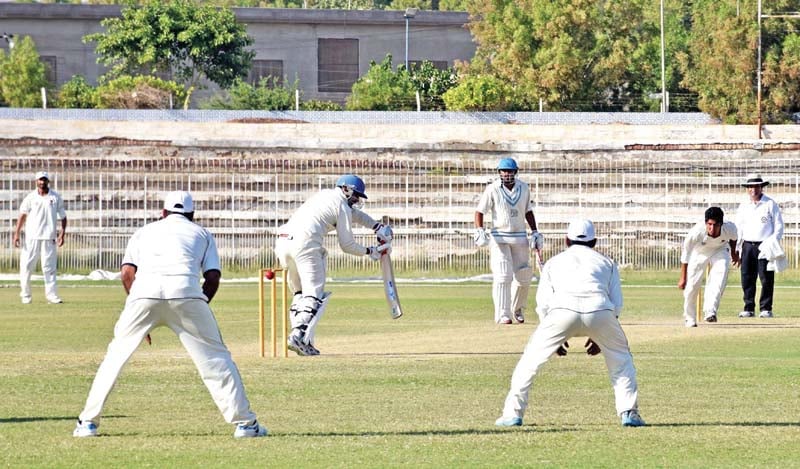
[1,275,799,468]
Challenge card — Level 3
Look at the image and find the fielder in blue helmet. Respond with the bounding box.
[496,158,519,171]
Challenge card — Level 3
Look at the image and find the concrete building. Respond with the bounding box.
[0,3,475,105]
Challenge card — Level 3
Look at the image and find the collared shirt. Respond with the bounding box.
[536,245,623,318]
[735,194,784,242]
[278,188,377,256]
[19,189,66,240]
[122,214,220,301]
[680,221,737,264]
[476,179,532,244]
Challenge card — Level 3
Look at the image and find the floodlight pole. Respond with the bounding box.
[660,0,667,112]
[757,0,763,139]
[404,8,417,70]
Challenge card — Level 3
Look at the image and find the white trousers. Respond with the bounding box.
[19,238,59,300]
[275,236,326,299]
[683,250,730,321]
[78,298,257,426]
[501,308,639,419]
[490,241,530,322]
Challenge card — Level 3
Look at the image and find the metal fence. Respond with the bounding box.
[1,146,798,277]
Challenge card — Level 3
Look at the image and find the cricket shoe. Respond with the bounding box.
[47,296,63,304]
[620,409,646,427]
[495,416,523,427]
[21,296,32,304]
[738,311,755,318]
[513,309,525,324]
[234,420,268,438]
[498,317,512,325]
[703,313,717,323]
[73,420,98,437]
[759,310,773,318]
[287,333,315,356]
[684,318,697,328]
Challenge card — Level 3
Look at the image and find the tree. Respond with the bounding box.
[464,0,662,111]
[85,0,254,92]
[409,60,458,110]
[442,74,512,111]
[201,77,298,110]
[0,36,50,108]
[346,55,416,110]
[56,76,97,109]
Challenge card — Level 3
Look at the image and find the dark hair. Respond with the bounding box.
[566,238,597,248]
[704,206,724,223]
[166,210,194,221]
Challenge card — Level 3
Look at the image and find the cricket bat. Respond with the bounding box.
[381,253,403,319]
[534,248,544,273]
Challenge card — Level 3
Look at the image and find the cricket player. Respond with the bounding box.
[678,207,739,327]
[495,218,645,428]
[74,191,266,438]
[13,170,67,305]
[274,174,392,356]
[474,158,543,324]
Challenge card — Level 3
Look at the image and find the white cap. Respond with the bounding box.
[163,191,194,213]
[35,171,50,180]
[567,218,595,242]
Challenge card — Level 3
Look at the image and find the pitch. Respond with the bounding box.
[1,278,798,467]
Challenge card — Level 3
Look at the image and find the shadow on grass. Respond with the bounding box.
[0,415,128,423]
[646,421,800,428]
[280,426,575,438]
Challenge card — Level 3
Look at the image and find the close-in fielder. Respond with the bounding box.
[474,158,543,324]
[678,207,739,327]
[74,191,266,438]
[274,174,392,356]
[495,219,645,428]
[13,170,67,304]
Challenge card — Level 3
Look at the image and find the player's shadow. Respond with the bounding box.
[643,421,800,428]
[284,426,573,438]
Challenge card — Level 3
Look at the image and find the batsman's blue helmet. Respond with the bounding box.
[496,158,519,171]
[336,174,368,199]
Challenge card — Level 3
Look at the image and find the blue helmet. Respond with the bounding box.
[496,158,519,171]
[336,174,368,199]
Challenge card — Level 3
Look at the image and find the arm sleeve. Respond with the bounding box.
[201,230,221,273]
[680,224,699,264]
[475,185,493,215]
[56,194,66,220]
[609,262,624,317]
[534,263,552,319]
[336,206,368,256]
[351,208,378,230]
[772,201,785,241]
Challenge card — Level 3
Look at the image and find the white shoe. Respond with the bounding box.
[234,420,268,438]
[513,309,525,324]
[759,310,773,318]
[73,420,98,437]
[684,319,697,328]
[21,296,32,304]
[738,311,755,318]
[47,296,63,304]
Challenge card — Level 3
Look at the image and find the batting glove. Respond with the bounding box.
[556,341,569,356]
[529,231,544,250]
[373,222,394,243]
[367,243,391,261]
[585,338,601,356]
[474,228,489,247]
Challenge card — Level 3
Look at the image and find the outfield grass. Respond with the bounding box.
[1,276,799,468]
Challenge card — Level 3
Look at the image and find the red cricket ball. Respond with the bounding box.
[264,270,275,280]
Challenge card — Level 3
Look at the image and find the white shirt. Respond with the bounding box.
[735,194,784,242]
[19,189,66,240]
[680,221,737,264]
[476,179,532,244]
[122,214,220,301]
[536,245,623,318]
[278,188,377,256]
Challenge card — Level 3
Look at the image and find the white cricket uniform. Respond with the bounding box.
[275,188,377,299]
[78,214,257,426]
[680,221,738,322]
[18,189,66,301]
[476,179,534,322]
[500,245,639,419]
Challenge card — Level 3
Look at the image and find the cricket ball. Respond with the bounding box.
[264,269,275,280]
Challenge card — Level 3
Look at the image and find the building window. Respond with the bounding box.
[409,60,449,71]
[249,60,283,87]
[318,38,359,93]
[41,56,57,84]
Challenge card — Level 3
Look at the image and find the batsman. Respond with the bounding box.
[474,158,543,324]
[274,174,393,356]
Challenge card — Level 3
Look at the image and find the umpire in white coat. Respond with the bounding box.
[275,174,392,356]
[74,191,266,438]
[495,218,645,428]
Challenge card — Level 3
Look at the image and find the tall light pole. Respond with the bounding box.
[404,8,418,70]
[660,0,667,112]
[757,0,763,138]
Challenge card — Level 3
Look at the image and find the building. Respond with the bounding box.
[0,3,475,105]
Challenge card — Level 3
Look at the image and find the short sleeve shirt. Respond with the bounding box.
[19,190,66,240]
[122,214,220,301]
[476,179,532,244]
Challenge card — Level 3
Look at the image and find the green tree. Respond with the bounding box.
[201,77,298,110]
[409,60,458,110]
[94,75,188,109]
[442,74,512,110]
[346,55,416,110]
[56,75,97,109]
[85,0,254,93]
[465,0,661,111]
[0,36,49,108]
